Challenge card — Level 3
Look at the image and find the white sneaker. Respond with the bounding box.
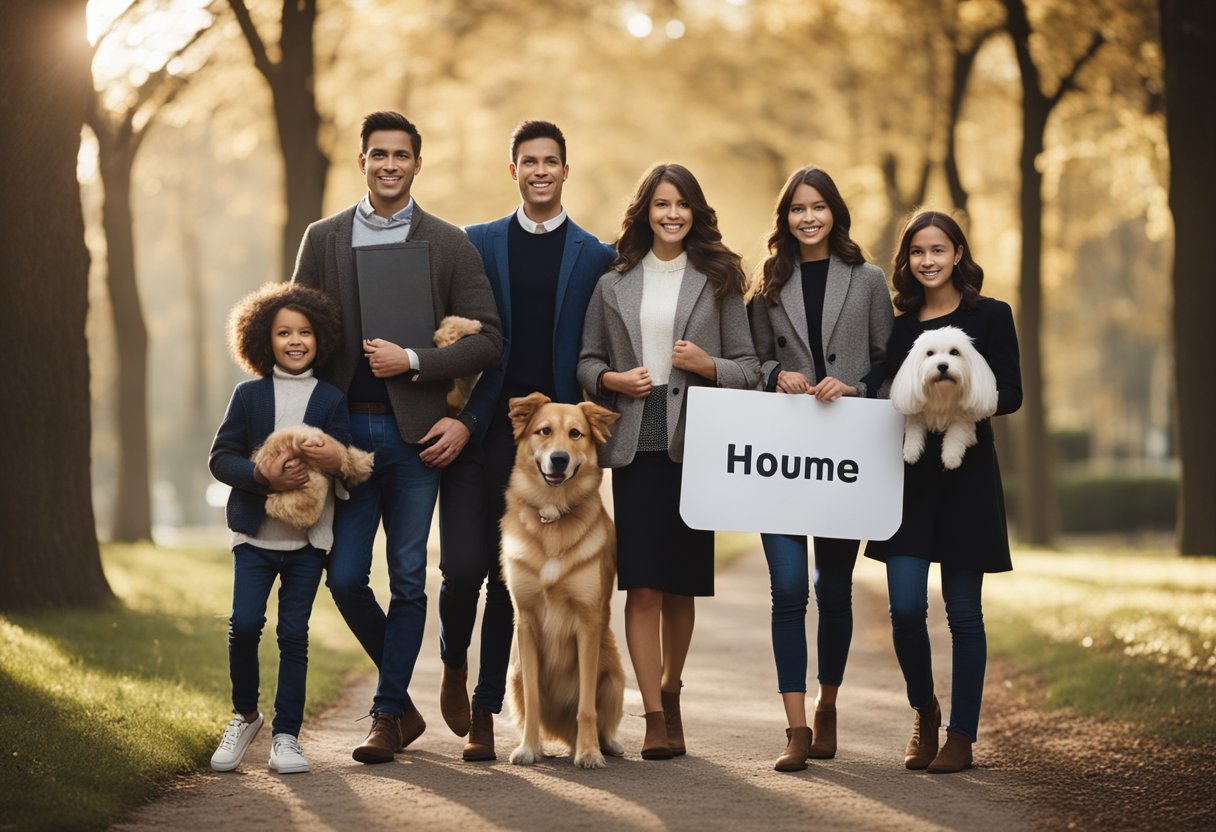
[269,733,310,774]
[210,713,263,772]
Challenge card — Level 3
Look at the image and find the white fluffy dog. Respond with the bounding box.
[890,325,998,470]
[253,425,374,528]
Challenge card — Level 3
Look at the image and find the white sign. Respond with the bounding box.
[680,387,905,540]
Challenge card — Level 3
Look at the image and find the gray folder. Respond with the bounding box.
[355,241,435,349]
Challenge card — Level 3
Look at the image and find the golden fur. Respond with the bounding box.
[252,425,374,528]
[500,393,626,769]
[432,315,483,415]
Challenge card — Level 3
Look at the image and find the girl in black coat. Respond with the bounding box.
[865,211,1021,773]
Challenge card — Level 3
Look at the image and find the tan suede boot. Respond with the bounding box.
[774,726,812,772]
[641,711,673,760]
[928,729,973,773]
[808,707,837,759]
[352,712,400,764]
[661,687,686,756]
[462,708,496,761]
[440,662,471,737]
[904,695,941,770]
[398,700,427,750]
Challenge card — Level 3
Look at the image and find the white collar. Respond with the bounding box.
[272,365,315,379]
[515,204,567,234]
[643,249,688,273]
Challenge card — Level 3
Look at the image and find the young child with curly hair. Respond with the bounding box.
[208,282,357,774]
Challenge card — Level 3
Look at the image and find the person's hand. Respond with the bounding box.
[364,339,412,378]
[603,367,653,398]
[298,434,344,475]
[809,376,857,401]
[776,370,813,394]
[418,417,470,468]
[256,448,309,491]
[672,339,715,380]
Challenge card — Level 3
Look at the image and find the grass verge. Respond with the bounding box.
[982,546,1216,744]
[0,543,363,832]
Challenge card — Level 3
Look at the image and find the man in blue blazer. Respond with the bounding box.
[429,120,615,761]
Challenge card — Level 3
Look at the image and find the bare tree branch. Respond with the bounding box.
[227,0,275,80]
[1049,32,1106,109]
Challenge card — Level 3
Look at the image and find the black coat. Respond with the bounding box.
[865,298,1022,572]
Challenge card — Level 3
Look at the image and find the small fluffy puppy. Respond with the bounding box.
[500,392,626,769]
[890,325,998,470]
[253,425,374,528]
[432,315,483,415]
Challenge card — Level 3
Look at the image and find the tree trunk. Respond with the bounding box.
[0,0,112,609]
[98,145,153,542]
[1014,105,1058,545]
[1160,0,1216,555]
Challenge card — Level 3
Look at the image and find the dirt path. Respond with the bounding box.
[112,548,1041,831]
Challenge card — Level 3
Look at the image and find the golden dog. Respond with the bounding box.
[501,393,625,769]
[252,425,374,528]
[432,315,483,416]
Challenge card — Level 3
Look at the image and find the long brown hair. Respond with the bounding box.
[612,163,746,299]
[891,210,983,313]
[758,166,865,304]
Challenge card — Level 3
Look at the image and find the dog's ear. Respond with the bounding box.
[508,392,552,440]
[577,401,621,445]
[960,340,999,418]
[889,349,927,416]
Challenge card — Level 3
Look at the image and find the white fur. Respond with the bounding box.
[890,326,998,470]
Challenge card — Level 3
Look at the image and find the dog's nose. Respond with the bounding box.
[549,451,570,472]
[937,363,949,374]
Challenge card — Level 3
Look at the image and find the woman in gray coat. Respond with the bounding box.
[748,166,894,772]
[579,163,759,761]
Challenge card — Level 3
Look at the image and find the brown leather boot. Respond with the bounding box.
[661,686,686,756]
[904,696,941,770]
[440,662,471,737]
[808,707,837,759]
[774,726,812,772]
[352,712,400,764]
[641,711,672,760]
[462,708,496,761]
[398,700,427,750]
[928,729,973,773]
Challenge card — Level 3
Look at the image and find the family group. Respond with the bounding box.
[206,111,1021,778]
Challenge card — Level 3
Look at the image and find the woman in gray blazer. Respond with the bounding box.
[748,167,894,772]
[579,163,759,761]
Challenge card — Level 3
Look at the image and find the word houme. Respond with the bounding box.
[726,443,859,483]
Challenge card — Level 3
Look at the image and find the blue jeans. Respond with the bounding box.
[761,533,858,693]
[229,542,325,737]
[885,555,986,741]
[437,410,516,713]
[327,411,440,717]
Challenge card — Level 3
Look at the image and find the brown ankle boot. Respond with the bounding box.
[904,696,941,770]
[808,707,837,759]
[928,729,973,773]
[641,711,672,760]
[661,687,685,756]
[462,708,496,761]
[352,712,400,764]
[398,700,427,750]
[774,726,812,772]
[440,662,471,737]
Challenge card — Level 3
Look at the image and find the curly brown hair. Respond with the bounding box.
[612,163,746,299]
[226,282,341,377]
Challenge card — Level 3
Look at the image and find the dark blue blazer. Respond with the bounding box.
[209,376,352,535]
[463,214,615,443]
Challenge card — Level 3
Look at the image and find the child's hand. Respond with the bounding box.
[298,435,344,475]
[257,449,309,491]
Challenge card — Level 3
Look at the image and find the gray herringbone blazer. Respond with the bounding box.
[578,262,760,467]
[292,203,503,443]
[748,258,893,397]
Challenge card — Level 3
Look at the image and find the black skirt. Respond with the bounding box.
[612,450,715,596]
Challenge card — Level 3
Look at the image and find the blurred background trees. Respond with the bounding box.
[52,0,1206,559]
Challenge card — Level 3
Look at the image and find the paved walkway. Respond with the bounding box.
[112,547,1038,831]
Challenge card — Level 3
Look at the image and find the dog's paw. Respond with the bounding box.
[941,447,964,470]
[599,736,625,757]
[509,744,538,766]
[902,440,925,465]
[573,748,607,769]
[538,506,560,524]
